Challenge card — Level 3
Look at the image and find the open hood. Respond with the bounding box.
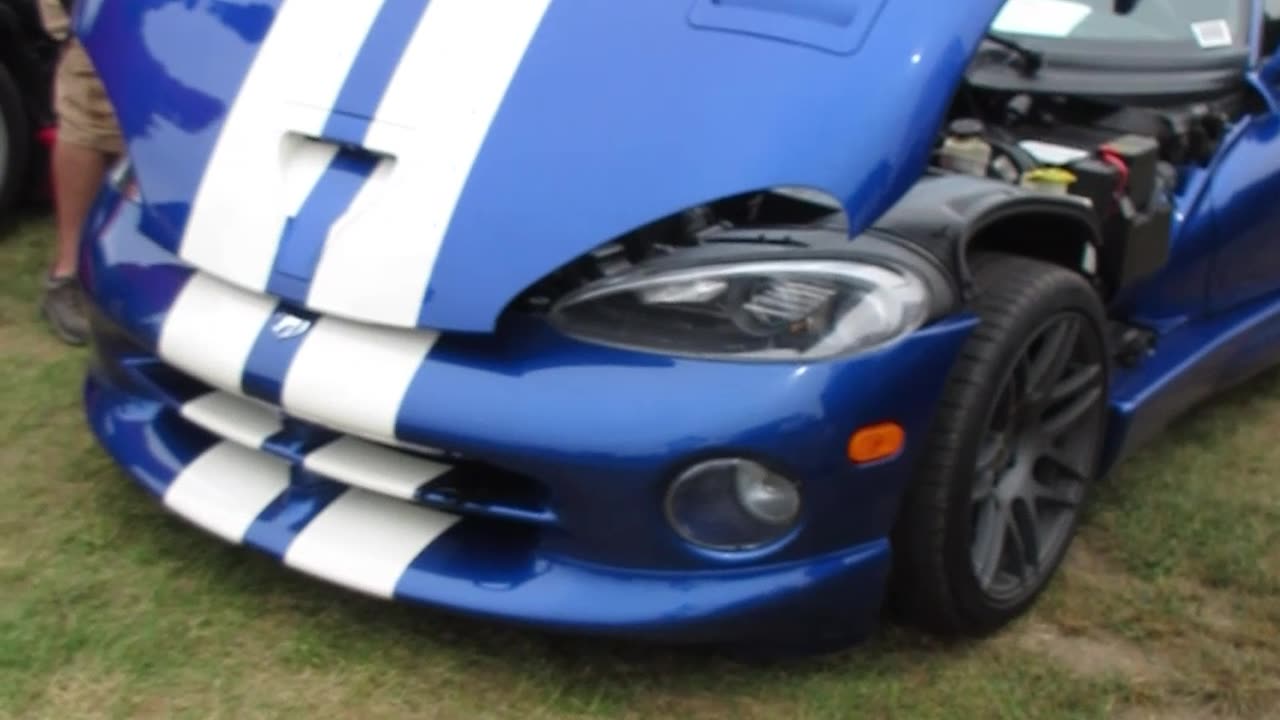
[77,0,1002,333]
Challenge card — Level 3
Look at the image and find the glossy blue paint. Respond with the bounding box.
[241,306,317,404]
[1098,0,1280,471]
[242,477,347,558]
[74,0,1280,646]
[73,0,280,242]
[686,0,890,55]
[83,377,215,498]
[1106,286,1280,470]
[75,0,1005,333]
[1208,113,1280,313]
[82,202,975,573]
[419,0,1001,331]
[87,376,888,644]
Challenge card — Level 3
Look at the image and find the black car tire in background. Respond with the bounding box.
[891,253,1111,636]
[0,60,30,220]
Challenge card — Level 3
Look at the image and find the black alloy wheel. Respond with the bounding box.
[969,310,1106,604]
[891,252,1110,635]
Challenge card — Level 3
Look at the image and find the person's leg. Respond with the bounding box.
[49,139,109,279]
[41,40,122,345]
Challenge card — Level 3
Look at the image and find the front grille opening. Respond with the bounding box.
[131,359,561,528]
[417,464,556,525]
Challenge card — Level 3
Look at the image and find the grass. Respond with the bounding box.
[2,213,1278,719]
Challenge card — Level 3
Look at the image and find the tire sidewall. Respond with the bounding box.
[0,61,31,219]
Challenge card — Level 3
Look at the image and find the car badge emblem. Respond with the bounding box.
[271,313,312,340]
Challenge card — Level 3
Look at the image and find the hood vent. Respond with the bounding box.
[688,0,888,54]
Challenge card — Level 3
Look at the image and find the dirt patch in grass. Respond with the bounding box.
[1266,547,1280,577]
[37,662,128,719]
[1015,621,1172,684]
[1115,707,1223,720]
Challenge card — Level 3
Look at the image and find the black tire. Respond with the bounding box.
[0,60,31,221]
[891,252,1110,636]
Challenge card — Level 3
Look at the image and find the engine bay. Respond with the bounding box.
[931,83,1247,292]
[519,81,1250,315]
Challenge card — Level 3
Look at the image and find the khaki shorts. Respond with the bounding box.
[53,40,124,155]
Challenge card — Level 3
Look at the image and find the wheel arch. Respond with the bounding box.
[871,174,1106,300]
[963,203,1101,289]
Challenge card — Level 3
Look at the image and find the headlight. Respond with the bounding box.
[549,259,929,361]
[665,458,802,551]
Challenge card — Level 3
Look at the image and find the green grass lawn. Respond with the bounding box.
[2,214,1278,719]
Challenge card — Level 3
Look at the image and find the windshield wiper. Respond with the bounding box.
[984,32,1044,77]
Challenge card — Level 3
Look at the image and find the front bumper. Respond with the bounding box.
[87,370,898,644]
[80,191,976,645]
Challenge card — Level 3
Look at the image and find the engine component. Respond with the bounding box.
[1096,103,1235,167]
[1066,158,1122,214]
[939,118,994,176]
[1101,134,1160,211]
[1020,167,1076,196]
[1101,188,1172,291]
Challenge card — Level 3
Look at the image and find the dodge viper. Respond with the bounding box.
[76,0,1280,649]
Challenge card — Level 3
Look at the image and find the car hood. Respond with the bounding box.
[77,0,1002,333]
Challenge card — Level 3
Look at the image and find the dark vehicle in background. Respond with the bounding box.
[0,0,57,218]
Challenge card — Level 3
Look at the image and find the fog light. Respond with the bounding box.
[665,458,802,551]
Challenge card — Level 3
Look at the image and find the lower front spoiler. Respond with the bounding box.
[85,371,893,648]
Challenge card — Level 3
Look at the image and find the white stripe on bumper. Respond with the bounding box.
[306,0,553,327]
[159,273,436,450]
[163,442,290,544]
[303,435,451,501]
[180,392,283,449]
[284,489,459,598]
[158,273,276,394]
[281,314,437,443]
[177,388,451,504]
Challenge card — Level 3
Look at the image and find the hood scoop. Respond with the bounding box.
[688,0,888,54]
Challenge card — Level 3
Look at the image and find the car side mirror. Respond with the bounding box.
[1113,0,1137,14]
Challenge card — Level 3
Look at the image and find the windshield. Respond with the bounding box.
[991,0,1249,49]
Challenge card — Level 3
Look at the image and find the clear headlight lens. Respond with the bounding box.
[550,260,929,361]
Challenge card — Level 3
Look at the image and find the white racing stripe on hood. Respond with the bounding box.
[306,0,553,328]
[178,0,383,292]
[281,314,439,444]
[159,273,276,394]
[284,488,459,598]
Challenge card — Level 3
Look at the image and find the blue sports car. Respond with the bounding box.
[78,0,1280,649]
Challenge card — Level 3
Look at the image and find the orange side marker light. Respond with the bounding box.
[848,422,906,464]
